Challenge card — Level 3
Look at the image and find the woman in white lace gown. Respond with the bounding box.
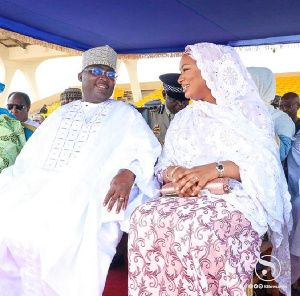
[128,43,292,296]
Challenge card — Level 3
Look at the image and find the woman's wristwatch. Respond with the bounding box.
[216,162,224,177]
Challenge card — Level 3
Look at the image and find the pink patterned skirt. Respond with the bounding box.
[128,196,261,296]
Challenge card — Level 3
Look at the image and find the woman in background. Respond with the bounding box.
[247,66,295,161]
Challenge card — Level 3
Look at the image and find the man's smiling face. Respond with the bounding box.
[78,64,116,103]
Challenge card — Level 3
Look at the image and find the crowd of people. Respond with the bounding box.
[268,89,300,293]
[0,43,299,296]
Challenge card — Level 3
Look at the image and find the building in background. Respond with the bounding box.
[60,87,82,105]
[1,29,300,115]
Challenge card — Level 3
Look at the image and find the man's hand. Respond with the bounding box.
[103,169,135,214]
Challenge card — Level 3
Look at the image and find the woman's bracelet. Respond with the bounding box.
[170,166,181,179]
[165,166,180,181]
[165,167,172,181]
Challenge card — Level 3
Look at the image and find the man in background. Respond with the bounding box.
[149,73,189,145]
[280,92,300,133]
[32,113,45,125]
[39,104,48,114]
[7,91,39,129]
[0,83,26,172]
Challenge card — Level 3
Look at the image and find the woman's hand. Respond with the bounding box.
[162,166,194,197]
[173,161,240,197]
[172,166,195,197]
[172,164,217,197]
[103,169,135,214]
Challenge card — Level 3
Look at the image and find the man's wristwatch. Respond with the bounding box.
[216,162,224,178]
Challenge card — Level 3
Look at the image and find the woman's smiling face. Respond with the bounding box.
[178,54,216,104]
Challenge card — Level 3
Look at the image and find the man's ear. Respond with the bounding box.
[162,90,166,99]
[78,72,82,82]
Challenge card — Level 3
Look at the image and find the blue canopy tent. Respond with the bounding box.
[0,0,300,53]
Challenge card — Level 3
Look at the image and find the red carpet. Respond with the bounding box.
[103,233,128,296]
[103,265,128,296]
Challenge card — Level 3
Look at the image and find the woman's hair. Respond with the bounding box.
[8,92,31,107]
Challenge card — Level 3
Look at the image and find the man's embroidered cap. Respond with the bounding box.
[159,73,188,101]
[82,45,117,71]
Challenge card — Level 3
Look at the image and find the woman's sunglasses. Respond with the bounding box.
[7,104,25,111]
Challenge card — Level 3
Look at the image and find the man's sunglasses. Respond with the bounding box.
[84,68,118,80]
[7,104,25,111]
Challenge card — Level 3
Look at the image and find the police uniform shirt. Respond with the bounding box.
[150,104,173,145]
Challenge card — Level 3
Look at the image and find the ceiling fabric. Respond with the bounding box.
[0,0,300,54]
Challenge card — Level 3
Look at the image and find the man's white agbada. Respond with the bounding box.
[0,45,161,296]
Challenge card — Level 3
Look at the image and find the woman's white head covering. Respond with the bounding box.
[157,43,292,295]
[247,66,295,138]
[247,67,276,103]
[184,43,273,132]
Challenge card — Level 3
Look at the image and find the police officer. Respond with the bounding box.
[149,73,189,145]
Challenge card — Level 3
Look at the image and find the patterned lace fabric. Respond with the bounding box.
[155,43,292,295]
[129,196,261,296]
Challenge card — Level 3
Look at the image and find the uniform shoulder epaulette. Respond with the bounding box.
[158,104,165,114]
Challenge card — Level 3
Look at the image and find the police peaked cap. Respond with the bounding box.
[159,73,188,101]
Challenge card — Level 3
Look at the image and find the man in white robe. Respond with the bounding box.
[0,45,161,296]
